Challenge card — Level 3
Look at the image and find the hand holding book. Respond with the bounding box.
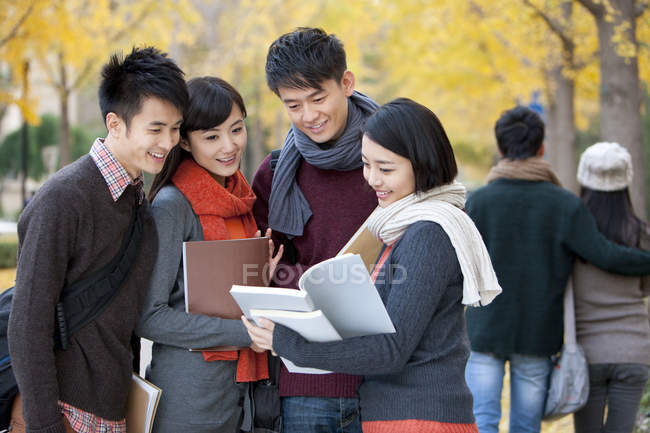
[242,316,276,356]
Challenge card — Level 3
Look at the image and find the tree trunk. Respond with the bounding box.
[247,83,265,179]
[58,56,71,168]
[545,65,578,193]
[586,0,645,216]
[58,89,71,168]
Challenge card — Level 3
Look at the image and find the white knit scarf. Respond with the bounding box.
[366,181,502,307]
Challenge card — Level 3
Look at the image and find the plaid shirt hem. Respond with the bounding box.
[58,401,126,433]
[89,138,144,204]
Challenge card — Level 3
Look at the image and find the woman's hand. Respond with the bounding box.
[265,228,284,283]
[242,316,276,356]
[253,229,284,284]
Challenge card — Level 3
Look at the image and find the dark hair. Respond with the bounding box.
[362,98,458,192]
[581,187,642,247]
[494,106,545,160]
[98,46,188,129]
[265,27,347,95]
[148,77,247,201]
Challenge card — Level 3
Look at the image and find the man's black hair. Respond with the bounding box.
[494,106,545,160]
[265,27,347,95]
[98,46,188,129]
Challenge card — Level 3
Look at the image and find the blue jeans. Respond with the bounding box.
[573,363,649,433]
[281,396,362,433]
[465,351,553,433]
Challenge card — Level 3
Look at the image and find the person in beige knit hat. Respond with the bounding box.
[572,141,650,433]
[577,141,634,192]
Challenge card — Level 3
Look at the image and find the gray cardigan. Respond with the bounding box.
[136,185,251,433]
[273,221,475,424]
[573,225,650,365]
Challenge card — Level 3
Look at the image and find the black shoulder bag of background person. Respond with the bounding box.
[0,196,145,430]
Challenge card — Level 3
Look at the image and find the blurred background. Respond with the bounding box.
[0,1,649,430]
[0,0,649,220]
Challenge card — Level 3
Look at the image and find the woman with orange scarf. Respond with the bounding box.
[137,77,282,433]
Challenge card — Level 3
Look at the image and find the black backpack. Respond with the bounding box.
[0,199,145,430]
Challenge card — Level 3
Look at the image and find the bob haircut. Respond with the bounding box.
[265,27,347,95]
[362,97,458,193]
[98,46,188,129]
[494,106,545,160]
[149,77,247,201]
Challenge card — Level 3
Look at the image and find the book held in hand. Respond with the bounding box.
[249,309,342,374]
[183,237,270,320]
[230,253,395,374]
[336,213,383,272]
[126,373,162,433]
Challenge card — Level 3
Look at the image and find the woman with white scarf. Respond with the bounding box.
[243,98,501,433]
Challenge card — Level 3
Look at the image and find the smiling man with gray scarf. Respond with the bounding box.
[251,27,378,433]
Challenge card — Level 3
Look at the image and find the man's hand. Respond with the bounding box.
[63,417,76,433]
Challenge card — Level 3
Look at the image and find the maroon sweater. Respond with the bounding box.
[252,154,377,397]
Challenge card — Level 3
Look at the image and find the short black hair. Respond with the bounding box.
[181,76,247,137]
[265,27,347,96]
[98,46,188,129]
[494,106,544,159]
[362,98,458,193]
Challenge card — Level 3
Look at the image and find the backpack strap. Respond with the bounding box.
[268,149,298,265]
[54,194,146,349]
[269,149,282,172]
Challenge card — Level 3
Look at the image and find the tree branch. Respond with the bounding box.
[110,1,156,42]
[523,0,575,58]
[0,2,35,49]
[637,0,649,18]
[576,0,605,17]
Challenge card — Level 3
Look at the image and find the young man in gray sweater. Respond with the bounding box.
[7,47,188,433]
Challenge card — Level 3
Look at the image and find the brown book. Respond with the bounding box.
[337,214,383,273]
[126,373,161,433]
[183,237,269,351]
[183,237,269,320]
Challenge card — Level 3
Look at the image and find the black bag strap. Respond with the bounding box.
[269,149,282,172]
[54,194,146,349]
[268,149,298,265]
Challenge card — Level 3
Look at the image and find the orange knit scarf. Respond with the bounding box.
[172,157,268,382]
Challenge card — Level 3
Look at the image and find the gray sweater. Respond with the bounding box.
[573,225,650,365]
[273,221,475,423]
[8,155,157,433]
[135,185,251,433]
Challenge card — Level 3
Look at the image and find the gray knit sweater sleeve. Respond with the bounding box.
[273,221,462,374]
[135,185,250,349]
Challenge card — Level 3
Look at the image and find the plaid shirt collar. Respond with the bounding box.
[89,138,144,204]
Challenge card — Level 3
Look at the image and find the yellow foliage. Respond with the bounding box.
[0,0,201,122]
[0,0,647,178]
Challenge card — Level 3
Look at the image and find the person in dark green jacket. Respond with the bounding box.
[464,106,650,433]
